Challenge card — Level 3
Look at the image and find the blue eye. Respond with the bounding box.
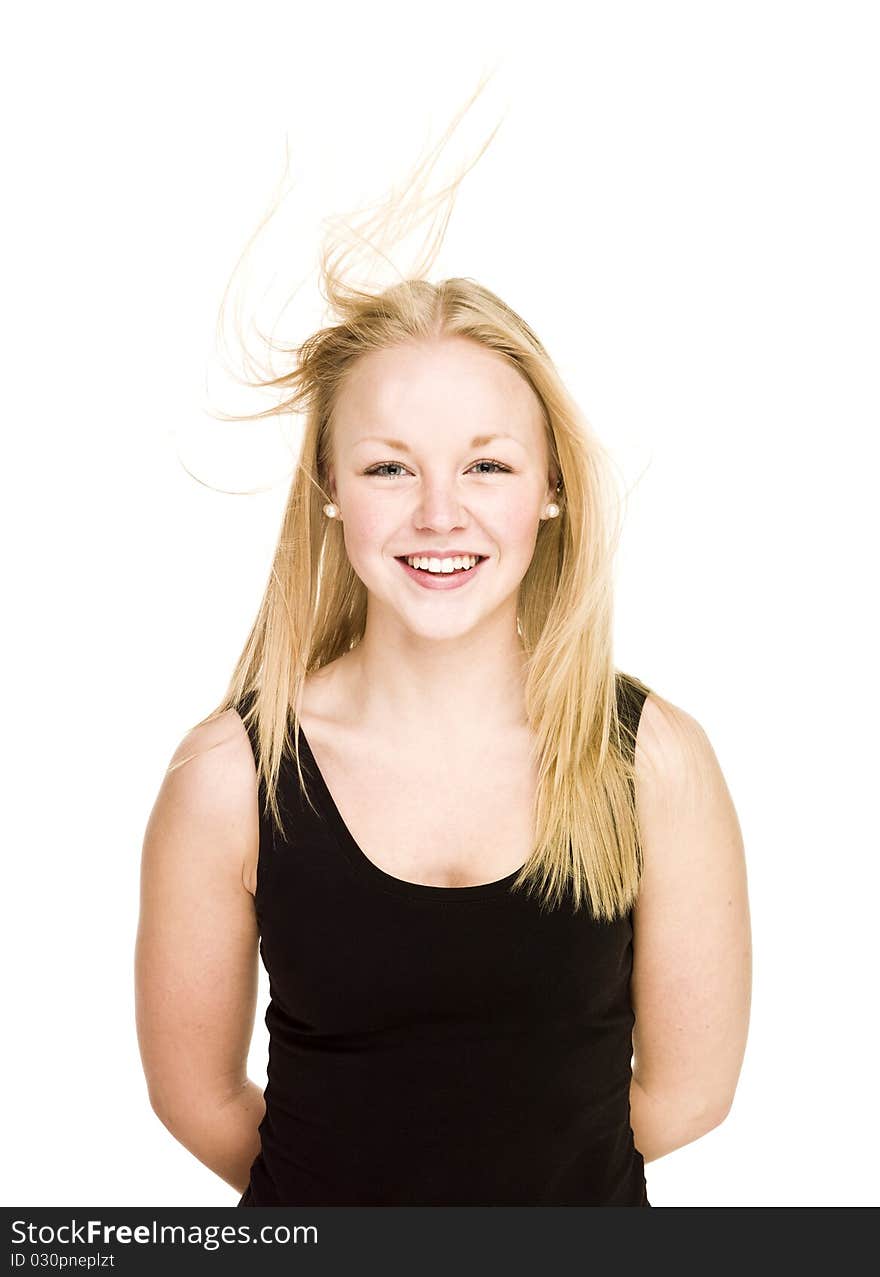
[364,460,511,478]
[470,460,510,475]
[365,462,408,478]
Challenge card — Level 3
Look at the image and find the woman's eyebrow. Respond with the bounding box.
[354,433,524,451]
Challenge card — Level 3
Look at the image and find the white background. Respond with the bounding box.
[3,0,878,1208]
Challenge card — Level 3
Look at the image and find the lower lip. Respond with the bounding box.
[395,557,488,590]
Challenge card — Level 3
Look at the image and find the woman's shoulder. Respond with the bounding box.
[159,707,261,894]
[632,688,714,786]
[630,690,737,887]
[170,705,260,778]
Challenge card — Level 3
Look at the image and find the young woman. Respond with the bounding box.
[134,150,751,1207]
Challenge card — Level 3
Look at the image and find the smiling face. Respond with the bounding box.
[326,335,559,642]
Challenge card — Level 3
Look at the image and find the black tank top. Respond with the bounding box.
[234,674,649,1206]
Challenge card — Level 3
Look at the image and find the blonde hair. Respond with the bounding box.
[175,79,653,921]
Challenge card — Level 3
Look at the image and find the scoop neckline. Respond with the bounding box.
[293,719,527,902]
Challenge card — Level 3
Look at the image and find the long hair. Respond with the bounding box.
[172,76,653,921]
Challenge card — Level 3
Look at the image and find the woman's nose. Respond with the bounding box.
[411,481,468,530]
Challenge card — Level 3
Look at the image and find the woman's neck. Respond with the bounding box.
[330,624,530,744]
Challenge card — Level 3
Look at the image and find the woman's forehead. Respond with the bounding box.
[332,339,544,449]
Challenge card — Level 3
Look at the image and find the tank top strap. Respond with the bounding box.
[232,687,280,821]
[230,688,281,907]
[615,672,649,764]
[231,688,260,756]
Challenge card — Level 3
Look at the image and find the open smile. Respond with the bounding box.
[395,555,488,591]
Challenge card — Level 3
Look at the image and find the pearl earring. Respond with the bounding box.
[323,503,340,519]
[544,503,560,518]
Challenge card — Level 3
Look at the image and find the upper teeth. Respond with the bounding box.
[405,555,480,573]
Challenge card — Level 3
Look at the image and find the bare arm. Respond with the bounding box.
[135,708,264,1195]
[629,692,752,1163]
